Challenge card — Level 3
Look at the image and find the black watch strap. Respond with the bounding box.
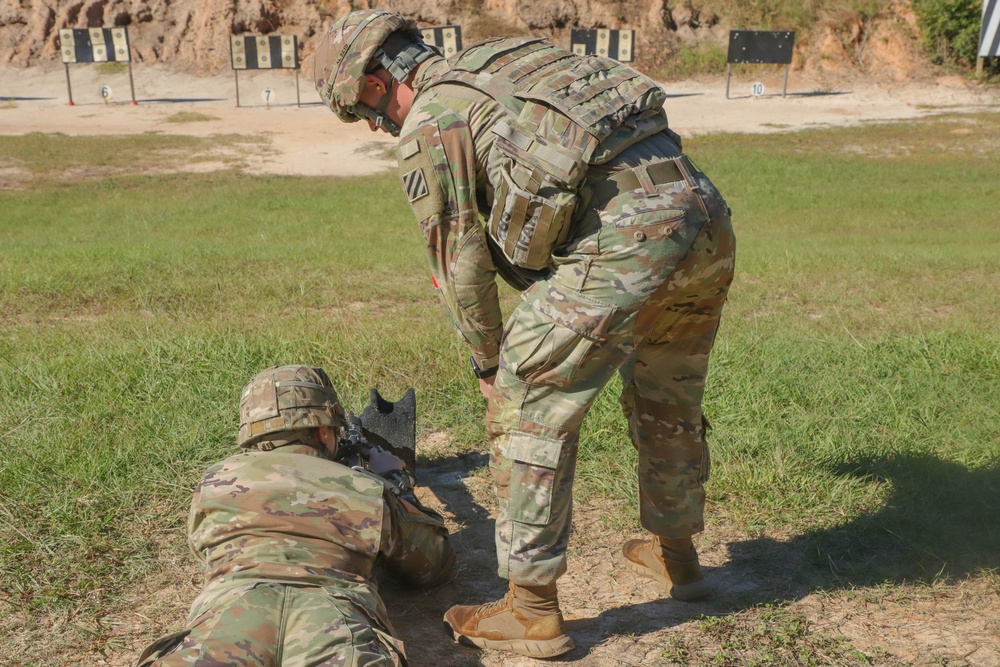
[470,356,498,379]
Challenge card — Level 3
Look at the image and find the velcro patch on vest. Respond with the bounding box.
[397,130,445,222]
[402,168,429,202]
[399,139,420,159]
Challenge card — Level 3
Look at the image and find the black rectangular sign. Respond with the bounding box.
[727,30,795,64]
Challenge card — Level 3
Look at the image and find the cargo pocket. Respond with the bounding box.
[502,282,616,388]
[506,431,565,525]
[322,589,406,666]
[598,184,696,232]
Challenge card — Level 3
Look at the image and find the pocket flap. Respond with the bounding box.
[523,282,616,342]
[506,431,563,468]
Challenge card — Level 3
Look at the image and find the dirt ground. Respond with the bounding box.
[2,63,999,666]
[2,63,998,176]
[375,438,1000,667]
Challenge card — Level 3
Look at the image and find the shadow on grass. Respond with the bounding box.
[725,453,1000,604]
[380,450,999,661]
[416,451,997,654]
[532,453,1000,659]
[377,451,494,667]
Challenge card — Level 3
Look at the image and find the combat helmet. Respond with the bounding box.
[314,9,437,136]
[238,365,347,450]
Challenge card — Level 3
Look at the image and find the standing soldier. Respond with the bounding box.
[315,11,736,659]
[135,365,454,667]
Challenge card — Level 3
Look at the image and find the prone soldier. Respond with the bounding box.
[314,12,736,659]
[135,365,454,667]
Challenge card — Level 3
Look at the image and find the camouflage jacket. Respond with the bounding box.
[187,442,453,618]
[395,38,672,370]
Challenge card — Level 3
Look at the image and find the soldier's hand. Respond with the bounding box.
[368,449,406,476]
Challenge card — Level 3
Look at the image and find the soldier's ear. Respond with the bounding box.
[364,72,385,93]
[317,426,339,455]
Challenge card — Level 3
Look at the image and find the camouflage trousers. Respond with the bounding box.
[136,582,405,667]
[488,135,736,585]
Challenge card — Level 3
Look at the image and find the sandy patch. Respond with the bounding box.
[3,63,997,179]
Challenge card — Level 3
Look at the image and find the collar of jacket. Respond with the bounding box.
[409,54,448,97]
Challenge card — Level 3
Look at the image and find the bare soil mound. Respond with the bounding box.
[0,0,941,82]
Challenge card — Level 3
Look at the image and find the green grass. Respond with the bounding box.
[1,114,998,641]
[659,603,883,666]
[164,111,219,123]
[579,113,1000,581]
[94,62,128,76]
[0,132,265,181]
[653,42,730,79]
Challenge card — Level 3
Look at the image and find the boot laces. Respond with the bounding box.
[477,590,513,617]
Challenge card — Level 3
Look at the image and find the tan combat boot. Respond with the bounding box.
[621,535,711,601]
[443,582,575,658]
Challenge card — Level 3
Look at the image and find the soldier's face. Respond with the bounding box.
[358,71,413,134]
[317,426,340,457]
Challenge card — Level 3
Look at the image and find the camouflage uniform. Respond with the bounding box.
[393,39,735,586]
[136,370,453,666]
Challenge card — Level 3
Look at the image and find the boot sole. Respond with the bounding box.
[622,549,711,601]
[445,621,575,659]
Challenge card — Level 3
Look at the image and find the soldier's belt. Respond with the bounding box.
[591,155,693,205]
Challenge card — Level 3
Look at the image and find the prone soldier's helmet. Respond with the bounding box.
[313,9,437,136]
[237,365,347,450]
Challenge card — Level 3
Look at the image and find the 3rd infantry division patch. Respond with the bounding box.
[402,168,429,202]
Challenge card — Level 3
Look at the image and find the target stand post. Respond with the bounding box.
[127,60,137,105]
[59,27,136,106]
[64,62,75,106]
[230,34,300,108]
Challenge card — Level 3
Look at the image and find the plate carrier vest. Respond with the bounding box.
[425,37,675,270]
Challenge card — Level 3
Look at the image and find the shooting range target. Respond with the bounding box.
[230,35,299,70]
[570,29,635,62]
[420,26,463,57]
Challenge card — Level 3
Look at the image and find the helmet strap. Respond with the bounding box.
[375,114,402,138]
[257,431,326,453]
[372,76,401,136]
[374,76,393,111]
[356,74,402,137]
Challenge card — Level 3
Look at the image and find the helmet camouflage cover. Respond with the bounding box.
[313,9,425,124]
[238,365,347,449]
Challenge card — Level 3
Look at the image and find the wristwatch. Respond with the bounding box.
[470,356,498,379]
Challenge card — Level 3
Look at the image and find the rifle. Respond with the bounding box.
[335,388,420,507]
